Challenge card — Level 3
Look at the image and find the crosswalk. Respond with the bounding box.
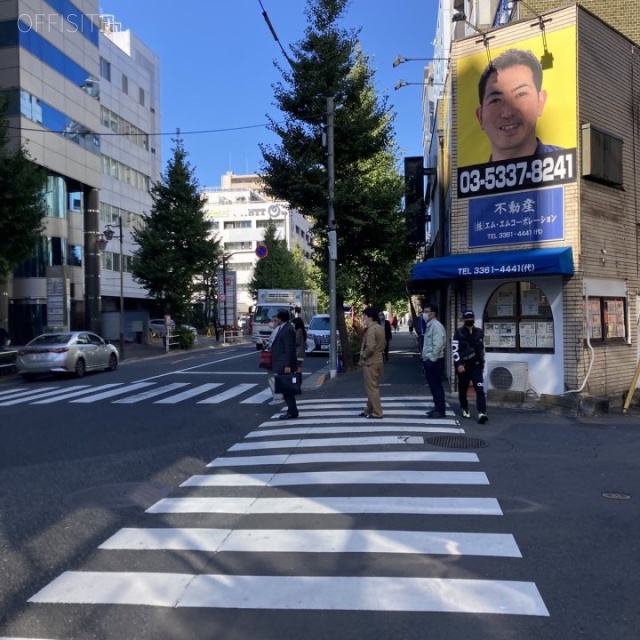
[0,380,277,406]
[5,396,549,638]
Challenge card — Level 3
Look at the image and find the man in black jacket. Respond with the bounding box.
[270,309,299,420]
[452,310,488,424]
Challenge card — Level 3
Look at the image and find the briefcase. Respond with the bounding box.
[274,373,302,395]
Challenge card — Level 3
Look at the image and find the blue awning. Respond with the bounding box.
[410,247,574,282]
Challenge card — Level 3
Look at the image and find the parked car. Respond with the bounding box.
[17,331,119,380]
[306,314,337,355]
[149,318,175,337]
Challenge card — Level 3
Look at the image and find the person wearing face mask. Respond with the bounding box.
[358,307,386,419]
[452,310,488,424]
[421,303,447,419]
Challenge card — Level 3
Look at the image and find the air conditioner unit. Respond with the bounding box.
[487,362,528,392]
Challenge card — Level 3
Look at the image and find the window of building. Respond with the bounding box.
[13,237,66,278]
[121,73,128,94]
[68,245,83,267]
[45,176,67,219]
[224,242,252,251]
[100,57,111,81]
[586,297,627,342]
[139,87,145,106]
[223,220,252,229]
[484,281,554,352]
[256,219,284,229]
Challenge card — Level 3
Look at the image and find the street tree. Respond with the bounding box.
[248,221,305,299]
[132,137,220,321]
[0,99,48,279]
[260,0,415,367]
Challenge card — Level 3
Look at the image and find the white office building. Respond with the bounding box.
[202,173,314,314]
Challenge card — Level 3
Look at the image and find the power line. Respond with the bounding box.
[257,0,295,70]
[8,121,278,137]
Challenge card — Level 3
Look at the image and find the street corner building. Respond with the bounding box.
[406,1,640,410]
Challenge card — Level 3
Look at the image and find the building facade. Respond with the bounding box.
[0,3,160,344]
[411,3,640,406]
[202,172,314,316]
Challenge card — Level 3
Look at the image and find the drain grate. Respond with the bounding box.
[64,482,171,509]
[427,435,488,449]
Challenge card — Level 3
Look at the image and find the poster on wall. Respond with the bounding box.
[456,24,577,248]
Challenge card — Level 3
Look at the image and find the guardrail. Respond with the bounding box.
[222,329,242,344]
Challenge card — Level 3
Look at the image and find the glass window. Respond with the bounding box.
[121,73,128,94]
[224,221,252,229]
[100,56,111,81]
[586,297,627,342]
[484,281,554,352]
[139,87,145,106]
[68,245,83,267]
[223,242,252,251]
[46,176,67,218]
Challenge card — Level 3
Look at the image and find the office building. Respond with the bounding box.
[0,2,160,344]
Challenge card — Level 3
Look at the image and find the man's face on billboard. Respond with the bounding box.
[476,64,547,161]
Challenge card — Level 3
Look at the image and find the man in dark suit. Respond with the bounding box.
[378,311,392,362]
[271,309,299,420]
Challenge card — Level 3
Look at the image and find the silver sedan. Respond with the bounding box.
[17,331,119,380]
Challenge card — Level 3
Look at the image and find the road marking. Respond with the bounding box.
[31,384,123,404]
[250,426,464,437]
[112,382,191,404]
[0,386,61,399]
[262,416,457,426]
[230,435,443,450]
[291,409,453,417]
[241,388,273,404]
[197,383,257,404]
[209,451,479,467]
[29,572,548,616]
[0,385,93,406]
[100,527,520,557]
[70,382,154,403]
[154,383,222,404]
[182,470,489,487]
[146,496,502,515]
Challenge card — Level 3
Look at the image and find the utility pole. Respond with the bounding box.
[327,97,338,379]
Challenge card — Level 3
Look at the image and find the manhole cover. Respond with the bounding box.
[427,435,488,449]
[602,492,631,500]
[64,482,171,509]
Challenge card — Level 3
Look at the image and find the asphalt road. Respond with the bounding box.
[0,331,638,639]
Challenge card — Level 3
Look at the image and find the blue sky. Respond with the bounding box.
[101,0,437,189]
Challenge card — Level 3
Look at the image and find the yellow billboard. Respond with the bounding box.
[456,25,577,199]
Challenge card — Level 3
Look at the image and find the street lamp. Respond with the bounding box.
[97,217,125,360]
[392,55,449,67]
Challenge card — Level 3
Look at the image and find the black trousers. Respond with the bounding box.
[457,365,487,413]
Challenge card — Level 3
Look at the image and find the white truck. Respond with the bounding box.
[251,289,318,350]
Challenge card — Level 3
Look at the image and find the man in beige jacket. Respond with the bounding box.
[359,307,386,419]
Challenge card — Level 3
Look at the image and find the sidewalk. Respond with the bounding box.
[315,329,640,427]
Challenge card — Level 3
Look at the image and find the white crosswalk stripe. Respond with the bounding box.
[22,395,549,634]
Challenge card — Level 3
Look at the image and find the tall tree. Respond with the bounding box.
[0,99,48,279]
[248,221,305,299]
[260,0,415,365]
[132,137,220,321]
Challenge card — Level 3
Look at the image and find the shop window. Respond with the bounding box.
[586,297,627,342]
[484,281,554,353]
